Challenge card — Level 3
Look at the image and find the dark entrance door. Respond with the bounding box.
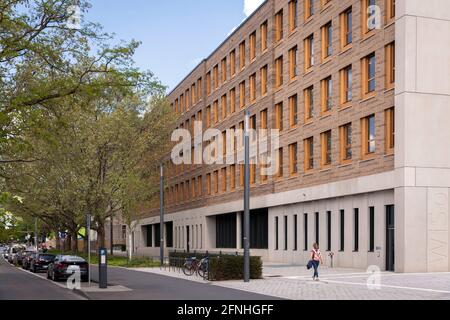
[186,226,190,253]
[386,205,395,271]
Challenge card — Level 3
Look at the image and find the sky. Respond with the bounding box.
[86,0,265,92]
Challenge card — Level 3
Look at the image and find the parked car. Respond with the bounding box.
[47,255,89,282]
[22,252,37,270]
[14,250,35,266]
[7,245,24,264]
[30,253,56,273]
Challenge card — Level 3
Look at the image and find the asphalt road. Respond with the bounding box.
[0,257,83,300]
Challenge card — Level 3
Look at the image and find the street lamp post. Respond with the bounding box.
[34,218,38,251]
[243,111,251,283]
[160,163,165,267]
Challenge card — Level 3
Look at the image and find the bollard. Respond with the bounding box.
[98,248,108,289]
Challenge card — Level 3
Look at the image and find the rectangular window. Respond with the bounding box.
[277,148,284,178]
[213,170,219,194]
[239,164,244,187]
[326,211,332,251]
[340,65,353,105]
[180,94,184,112]
[191,178,196,198]
[321,76,333,113]
[289,94,298,127]
[289,46,298,79]
[239,81,246,109]
[206,173,211,195]
[362,0,377,35]
[260,108,268,131]
[304,137,314,171]
[221,58,227,83]
[321,130,332,167]
[340,210,345,251]
[206,106,211,128]
[275,102,283,131]
[185,89,190,110]
[221,94,227,119]
[321,22,333,61]
[304,86,314,121]
[260,21,268,52]
[260,65,268,96]
[213,65,219,89]
[284,216,288,251]
[385,42,395,89]
[197,176,203,197]
[230,88,236,114]
[304,213,309,251]
[213,100,219,124]
[385,107,395,154]
[289,143,298,176]
[197,77,202,101]
[362,53,376,96]
[305,0,315,21]
[340,7,353,50]
[354,209,359,252]
[221,168,227,193]
[206,72,211,95]
[239,41,246,70]
[339,123,353,162]
[275,56,283,88]
[230,50,236,76]
[275,9,283,42]
[249,73,256,102]
[289,0,297,32]
[191,83,196,105]
[362,114,376,156]
[230,165,236,191]
[304,34,314,71]
[369,207,375,252]
[275,217,279,250]
[315,212,320,245]
[294,214,298,251]
[386,0,395,23]
[249,31,256,62]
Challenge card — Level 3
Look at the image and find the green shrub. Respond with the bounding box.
[208,256,262,281]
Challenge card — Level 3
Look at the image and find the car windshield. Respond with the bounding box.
[39,255,55,261]
[62,256,85,262]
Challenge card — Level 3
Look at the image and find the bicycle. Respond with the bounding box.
[182,256,209,279]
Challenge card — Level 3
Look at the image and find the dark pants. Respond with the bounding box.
[312,260,320,278]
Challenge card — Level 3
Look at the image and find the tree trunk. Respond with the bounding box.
[55,232,61,251]
[65,234,71,252]
[83,236,88,254]
[71,233,78,253]
[97,224,105,249]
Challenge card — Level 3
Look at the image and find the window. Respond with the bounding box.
[304,86,314,121]
[340,210,345,251]
[275,56,283,88]
[191,83,196,105]
[304,213,309,251]
[180,94,184,112]
[239,164,244,187]
[216,213,237,249]
[304,34,314,71]
[289,94,298,127]
[239,41,246,70]
[222,131,227,158]
[221,168,227,192]
[249,31,256,62]
[288,0,297,32]
[321,76,333,113]
[385,107,395,154]
[289,143,298,176]
[326,211,332,251]
[239,121,244,147]
[239,81,246,109]
[230,50,236,76]
[260,65,268,96]
[321,22,333,61]
[277,148,284,178]
[275,217,279,250]
[275,102,283,131]
[275,9,283,42]
[260,21,268,52]
[185,89,190,110]
[260,109,268,131]
[250,162,256,186]
[362,0,377,35]
[362,114,376,156]
[221,58,227,83]
[249,73,256,102]
[321,130,332,167]
[315,212,320,245]
[206,106,211,128]
[386,0,395,23]
[362,53,376,96]
[369,207,375,252]
[339,123,353,162]
[197,77,202,101]
[289,46,298,79]
[191,178,196,198]
[206,173,211,195]
[206,72,211,95]
[221,94,227,119]
[213,170,219,194]
[354,209,359,252]
[197,176,203,197]
[340,65,353,105]
[174,99,179,113]
[340,7,353,50]
[213,65,219,89]
[249,114,256,142]
[304,137,314,171]
[305,0,315,20]
[230,88,236,114]
[213,100,219,124]
[294,215,298,251]
[385,42,395,89]
[230,165,236,191]
[284,216,288,250]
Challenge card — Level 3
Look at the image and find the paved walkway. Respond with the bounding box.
[132,263,450,300]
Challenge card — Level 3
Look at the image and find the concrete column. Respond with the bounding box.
[395,0,450,272]
[236,212,243,249]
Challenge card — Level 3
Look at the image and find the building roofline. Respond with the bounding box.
[167,0,269,97]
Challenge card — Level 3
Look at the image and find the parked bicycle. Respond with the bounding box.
[182,256,209,279]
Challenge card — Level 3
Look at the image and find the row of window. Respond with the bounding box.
[171,0,396,115]
[274,206,387,253]
[165,108,394,205]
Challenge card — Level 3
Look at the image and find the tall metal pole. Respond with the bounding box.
[110,215,113,256]
[87,214,91,287]
[34,218,38,251]
[160,164,165,267]
[244,111,251,283]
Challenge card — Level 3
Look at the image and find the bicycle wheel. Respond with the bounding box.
[183,262,195,276]
[197,261,208,279]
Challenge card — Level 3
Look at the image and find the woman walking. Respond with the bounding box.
[311,243,323,281]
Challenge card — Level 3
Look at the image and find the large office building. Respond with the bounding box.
[134,0,450,273]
